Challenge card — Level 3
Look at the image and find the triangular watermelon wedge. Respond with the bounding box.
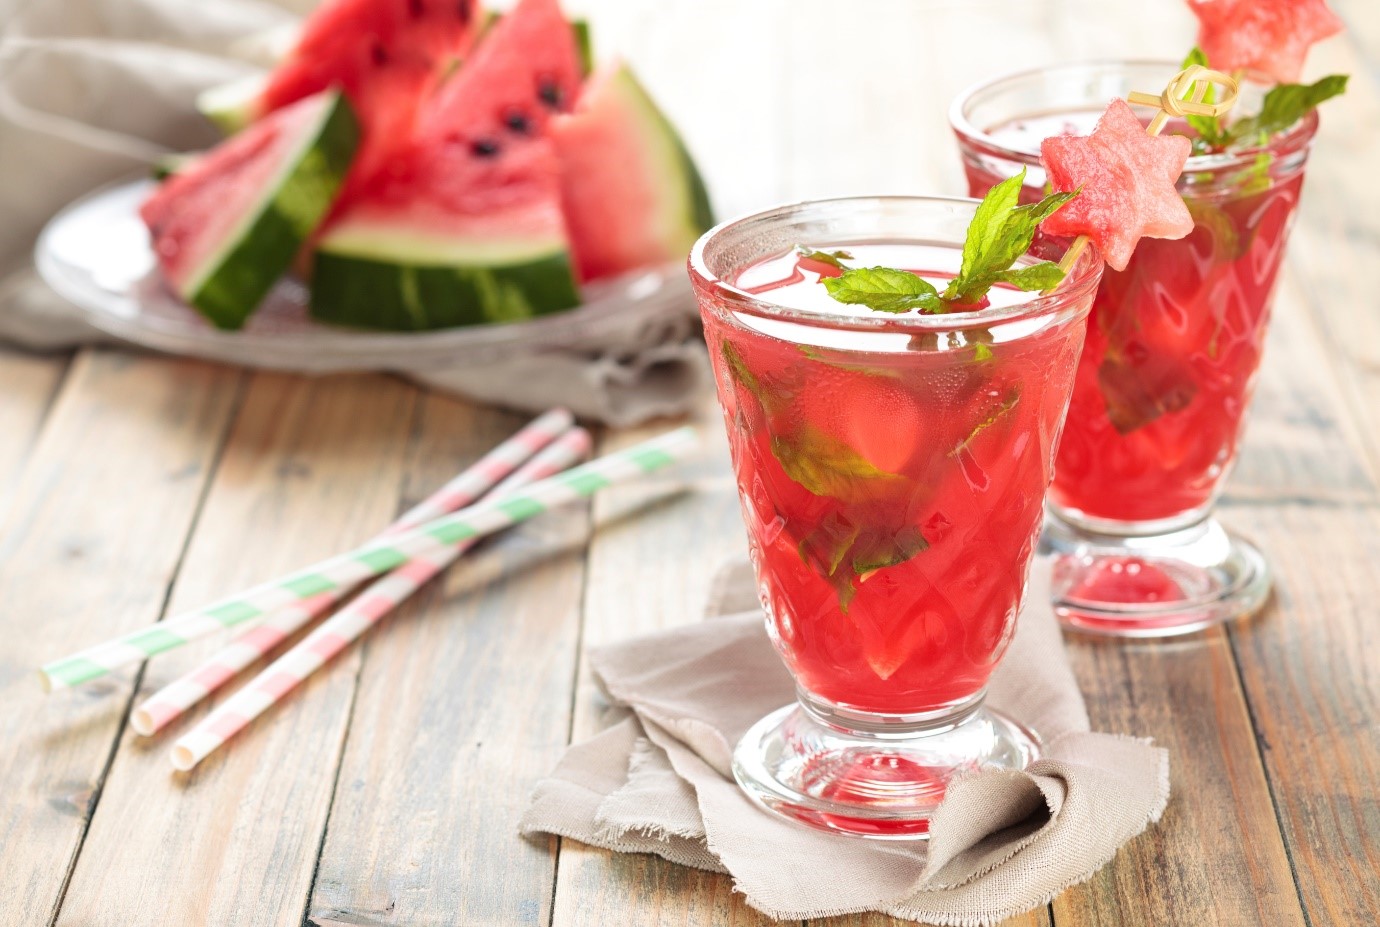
[200,0,483,191]
[551,61,714,282]
[141,89,359,330]
[309,0,584,331]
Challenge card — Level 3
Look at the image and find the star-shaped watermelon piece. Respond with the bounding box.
[1039,99,1193,272]
[1188,0,1344,84]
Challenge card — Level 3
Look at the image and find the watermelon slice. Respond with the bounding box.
[1039,99,1193,272]
[141,90,359,330]
[551,61,713,283]
[200,0,482,189]
[1188,0,1344,84]
[309,0,583,331]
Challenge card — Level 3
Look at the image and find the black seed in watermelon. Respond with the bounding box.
[310,0,584,331]
[140,90,359,330]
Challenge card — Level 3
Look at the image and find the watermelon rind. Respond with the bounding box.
[197,74,266,135]
[616,70,715,240]
[310,233,580,331]
[182,91,359,330]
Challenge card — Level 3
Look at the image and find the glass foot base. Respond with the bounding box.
[732,697,1040,840]
[1041,512,1271,638]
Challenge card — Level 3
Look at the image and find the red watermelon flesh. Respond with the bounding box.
[325,0,581,236]
[257,0,481,191]
[550,61,714,282]
[417,0,583,149]
[142,97,317,291]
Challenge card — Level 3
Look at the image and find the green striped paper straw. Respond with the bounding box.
[39,426,699,692]
[170,427,594,770]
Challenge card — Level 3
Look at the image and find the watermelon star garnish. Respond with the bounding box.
[1039,99,1194,272]
[1188,0,1344,84]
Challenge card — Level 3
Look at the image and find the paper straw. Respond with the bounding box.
[170,427,594,770]
[40,426,698,692]
[128,408,574,734]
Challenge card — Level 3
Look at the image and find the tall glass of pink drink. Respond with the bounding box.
[951,62,1318,636]
[689,197,1099,837]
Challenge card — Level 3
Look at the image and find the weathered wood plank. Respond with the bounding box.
[550,398,781,927]
[305,399,590,927]
[0,347,70,514]
[54,372,416,927]
[1218,40,1380,917]
[0,349,242,925]
[1050,291,1350,927]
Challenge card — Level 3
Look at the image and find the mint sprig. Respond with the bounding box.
[817,168,1075,315]
[1229,74,1348,146]
[1178,49,1348,154]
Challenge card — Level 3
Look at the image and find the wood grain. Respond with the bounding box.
[305,399,591,927]
[549,398,780,927]
[0,350,242,925]
[53,372,415,927]
[0,347,69,514]
[1206,16,1380,922]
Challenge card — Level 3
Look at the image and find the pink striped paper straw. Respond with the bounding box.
[170,426,594,771]
[128,409,573,733]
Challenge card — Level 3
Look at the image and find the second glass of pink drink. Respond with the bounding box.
[952,62,1317,635]
[689,197,1099,837]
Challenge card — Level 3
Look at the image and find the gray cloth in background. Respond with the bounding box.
[521,560,1170,926]
[0,0,705,426]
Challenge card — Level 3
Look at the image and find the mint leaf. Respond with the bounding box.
[721,341,772,409]
[822,266,946,314]
[851,526,929,577]
[950,389,1021,456]
[770,424,903,500]
[945,168,1076,304]
[1181,47,1228,152]
[1227,74,1348,147]
[795,246,854,270]
[1097,351,1197,434]
[972,342,994,362]
[993,261,1066,291]
[797,510,860,578]
[814,169,1074,316]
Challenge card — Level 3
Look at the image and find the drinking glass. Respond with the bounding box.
[688,196,1099,837]
[951,61,1317,636]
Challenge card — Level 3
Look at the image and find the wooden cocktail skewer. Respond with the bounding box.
[1051,65,1242,280]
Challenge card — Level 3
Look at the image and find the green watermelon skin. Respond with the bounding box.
[310,0,585,332]
[311,249,579,330]
[551,63,714,283]
[142,91,359,330]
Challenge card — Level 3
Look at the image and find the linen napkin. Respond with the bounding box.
[521,560,1170,926]
[0,0,704,426]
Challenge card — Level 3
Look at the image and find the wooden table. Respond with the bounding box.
[2,2,1377,925]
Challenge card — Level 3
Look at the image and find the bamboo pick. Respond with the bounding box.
[1053,65,1242,280]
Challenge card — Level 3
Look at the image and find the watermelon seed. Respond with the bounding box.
[504,109,532,135]
[470,138,501,157]
[538,78,564,110]
[371,41,389,66]
[408,0,424,17]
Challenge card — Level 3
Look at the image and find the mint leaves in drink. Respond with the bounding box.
[1179,47,1347,155]
[816,169,1075,315]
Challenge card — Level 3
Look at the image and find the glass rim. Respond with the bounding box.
[686,194,1103,334]
[947,58,1321,173]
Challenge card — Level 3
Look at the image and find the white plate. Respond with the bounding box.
[35,179,697,373]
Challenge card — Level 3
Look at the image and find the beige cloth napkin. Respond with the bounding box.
[0,0,704,426]
[521,560,1170,926]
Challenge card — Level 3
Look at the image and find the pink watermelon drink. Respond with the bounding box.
[690,196,1099,836]
[952,61,1328,634]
